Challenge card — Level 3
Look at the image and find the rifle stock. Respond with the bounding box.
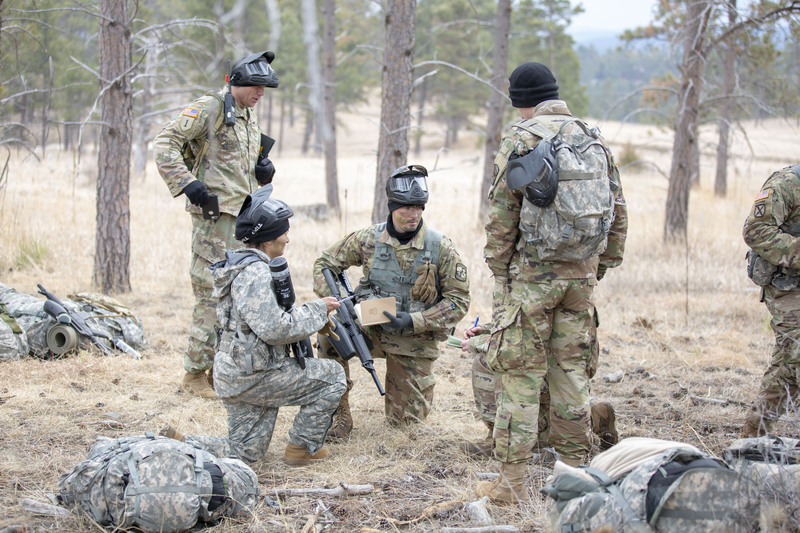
[322,268,385,396]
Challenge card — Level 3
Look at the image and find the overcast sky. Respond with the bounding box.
[570,0,657,33]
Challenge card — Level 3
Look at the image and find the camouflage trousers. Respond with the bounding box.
[746,285,800,434]
[185,213,239,373]
[487,278,594,464]
[318,333,436,424]
[185,357,346,463]
[472,307,599,446]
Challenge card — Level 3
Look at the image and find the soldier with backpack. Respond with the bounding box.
[163,185,346,466]
[477,62,628,505]
[742,164,800,437]
[154,50,279,399]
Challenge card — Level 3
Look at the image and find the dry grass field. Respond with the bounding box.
[0,100,798,532]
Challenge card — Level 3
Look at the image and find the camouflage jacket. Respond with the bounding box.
[312,221,470,357]
[211,249,328,397]
[484,100,628,282]
[153,87,261,217]
[743,165,800,270]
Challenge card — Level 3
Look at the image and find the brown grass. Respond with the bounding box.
[0,104,798,532]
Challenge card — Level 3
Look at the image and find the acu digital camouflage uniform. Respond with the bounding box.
[153,88,261,375]
[484,99,627,465]
[176,248,346,464]
[313,220,470,423]
[743,165,800,437]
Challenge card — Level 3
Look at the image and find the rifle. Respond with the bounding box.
[268,257,314,369]
[37,284,142,359]
[321,268,385,396]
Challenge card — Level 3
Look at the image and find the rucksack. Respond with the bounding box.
[57,433,259,533]
[543,440,759,532]
[0,302,28,361]
[0,283,146,358]
[725,436,800,521]
[509,118,615,263]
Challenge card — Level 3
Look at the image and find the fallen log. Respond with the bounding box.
[271,482,373,498]
[20,498,72,517]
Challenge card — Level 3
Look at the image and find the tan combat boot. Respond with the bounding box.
[159,425,184,442]
[182,371,218,399]
[591,400,618,450]
[326,393,353,441]
[284,442,332,466]
[475,462,530,505]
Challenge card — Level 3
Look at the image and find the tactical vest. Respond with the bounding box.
[510,116,615,263]
[366,223,442,336]
[57,433,259,533]
[746,164,800,290]
[213,251,284,370]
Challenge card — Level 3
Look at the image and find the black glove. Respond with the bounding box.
[255,157,275,185]
[183,181,210,207]
[383,311,412,330]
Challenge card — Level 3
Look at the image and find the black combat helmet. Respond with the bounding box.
[386,164,429,206]
[235,184,293,244]
[229,50,279,88]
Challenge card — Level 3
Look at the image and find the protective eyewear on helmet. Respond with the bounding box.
[388,174,428,195]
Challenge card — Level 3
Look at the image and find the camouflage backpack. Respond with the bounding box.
[543,445,759,532]
[725,436,800,523]
[0,302,29,361]
[508,118,616,263]
[0,283,146,358]
[57,433,259,533]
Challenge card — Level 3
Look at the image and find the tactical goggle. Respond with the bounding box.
[387,165,428,194]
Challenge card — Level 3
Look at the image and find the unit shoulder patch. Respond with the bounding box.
[455,263,467,282]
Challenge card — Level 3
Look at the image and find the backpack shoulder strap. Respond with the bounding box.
[190,91,227,176]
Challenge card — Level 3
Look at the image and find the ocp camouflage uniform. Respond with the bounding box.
[469,312,600,445]
[484,100,627,465]
[313,220,470,423]
[153,88,261,373]
[180,248,346,464]
[743,165,800,436]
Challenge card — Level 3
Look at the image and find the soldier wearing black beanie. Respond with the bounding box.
[507,61,560,108]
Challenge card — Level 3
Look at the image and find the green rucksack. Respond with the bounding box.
[57,433,259,532]
[543,440,760,532]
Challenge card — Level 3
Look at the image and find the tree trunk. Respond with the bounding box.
[133,34,156,177]
[715,0,736,197]
[94,0,132,292]
[301,0,325,157]
[480,0,511,220]
[322,0,340,214]
[664,0,710,242]
[413,77,427,156]
[372,0,415,223]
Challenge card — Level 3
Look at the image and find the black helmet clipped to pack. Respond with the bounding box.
[386,164,429,209]
[229,50,279,88]
[506,139,559,207]
[235,184,293,244]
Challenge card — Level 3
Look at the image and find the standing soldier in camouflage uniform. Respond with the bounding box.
[460,323,618,458]
[312,165,470,435]
[154,51,279,399]
[477,62,627,505]
[743,164,800,437]
[163,186,346,466]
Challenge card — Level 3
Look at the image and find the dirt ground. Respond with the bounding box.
[0,100,797,532]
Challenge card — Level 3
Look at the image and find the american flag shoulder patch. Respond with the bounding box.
[182,107,200,118]
[755,189,770,201]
